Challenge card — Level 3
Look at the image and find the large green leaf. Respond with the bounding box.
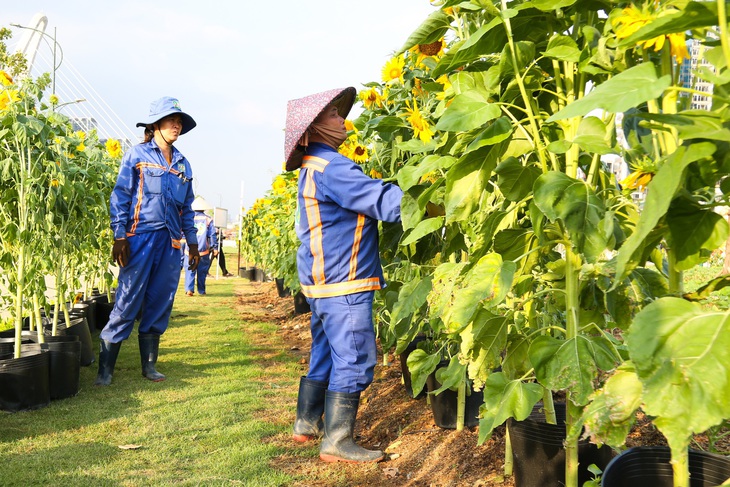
[401,216,444,246]
[529,333,620,406]
[666,202,728,271]
[572,116,614,155]
[467,117,514,151]
[531,0,577,11]
[547,64,672,122]
[573,363,643,447]
[494,157,541,202]
[620,2,719,47]
[613,143,716,284]
[533,171,610,261]
[478,373,543,444]
[407,348,443,397]
[462,309,510,387]
[396,154,454,191]
[431,356,467,395]
[400,187,425,231]
[627,297,730,455]
[636,111,730,142]
[391,275,433,326]
[444,145,499,221]
[436,92,501,132]
[605,267,669,329]
[428,262,466,322]
[446,253,516,331]
[543,34,581,62]
[398,10,452,53]
[432,17,507,77]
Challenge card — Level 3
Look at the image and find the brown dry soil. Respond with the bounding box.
[234,280,726,487]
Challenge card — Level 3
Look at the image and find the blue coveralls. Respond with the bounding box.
[102,139,197,343]
[182,211,218,295]
[295,142,403,393]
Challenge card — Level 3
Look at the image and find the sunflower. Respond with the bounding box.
[352,144,369,164]
[0,71,13,86]
[414,39,445,66]
[344,119,357,132]
[272,176,287,195]
[620,170,654,190]
[381,55,405,84]
[435,75,452,101]
[613,4,689,63]
[49,94,59,105]
[0,89,20,111]
[404,100,434,143]
[412,78,425,98]
[105,138,123,158]
[359,87,383,110]
[369,169,383,179]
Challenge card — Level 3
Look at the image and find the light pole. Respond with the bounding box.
[55,98,86,113]
[10,20,63,98]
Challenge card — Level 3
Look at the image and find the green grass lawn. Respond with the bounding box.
[0,277,305,486]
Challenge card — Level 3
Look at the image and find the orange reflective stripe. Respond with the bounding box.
[349,214,365,280]
[303,169,325,285]
[302,155,329,172]
[131,167,145,234]
[301,278,382,298]
[171,238,181,249]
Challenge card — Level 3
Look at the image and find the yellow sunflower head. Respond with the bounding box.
[105,138,123,159]
[0,71,13,86]
[352,144,369,164]
[404,100,434,143]
[344,119,357,132]
[359,87,383,110]
[382,55,405,85]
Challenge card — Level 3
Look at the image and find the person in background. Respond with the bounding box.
[213,228,233,277]
[284,87,403,463]
[96,96,200,386]
[182,196,218,296]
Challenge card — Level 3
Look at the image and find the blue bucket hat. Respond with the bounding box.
[136,96,196,134]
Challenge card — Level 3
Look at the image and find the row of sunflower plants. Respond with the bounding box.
[239,170,301,293]
[346,1,729,486]
[0,28,120,358]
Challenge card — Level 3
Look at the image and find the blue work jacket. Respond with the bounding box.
[191,211,218,255]
[110,139,197,248]
[295,143,403,298]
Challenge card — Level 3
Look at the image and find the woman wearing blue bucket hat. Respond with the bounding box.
[95,96,200,386]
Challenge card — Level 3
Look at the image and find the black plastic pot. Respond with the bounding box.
[508,403,613,487]
[45,335,81,400]
[239,267,256,280]
[254,268,266,282]
[293,291,310,315]
[275,278,291,298]
[50,317,94,366]
[0,336,35,355]
[399,336,427,399]
[0,344,50,412]
[601,446,730,487]
[426,363,482,429]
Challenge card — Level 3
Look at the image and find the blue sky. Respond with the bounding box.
[5,1,436,222]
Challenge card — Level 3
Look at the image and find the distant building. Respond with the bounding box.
[679,35,716,111]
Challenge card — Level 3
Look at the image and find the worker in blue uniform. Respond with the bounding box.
[182,197,218,296]
[95,96,200,386]
[284,87,403,463]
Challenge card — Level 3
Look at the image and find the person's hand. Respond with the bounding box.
[425,202,445,218]
[212,249,218,258]
[112,238,130,267]
[188,244,201,271]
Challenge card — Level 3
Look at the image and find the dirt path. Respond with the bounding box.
[235,280,514,487]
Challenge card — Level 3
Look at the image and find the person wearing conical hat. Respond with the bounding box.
[96,97,201,387]
[182,196,218,296]
[285,87,403,463]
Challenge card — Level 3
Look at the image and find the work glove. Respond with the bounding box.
[188,244,201,272]
[112,238,130,268]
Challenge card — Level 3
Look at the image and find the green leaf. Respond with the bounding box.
[407,349,442,398]
[683,274,730,301]
[428,262,466,321]
[619,2,719,47]
[547,64,672,122]
[444,145,499,221]
[436,92,501,132]
[606,267,669,329]
[613,143,717,284]
[529,333,620,406]
[666,203,728,271]
[462,310,510,387]
[533,171,609,261]
[467,117,514,151]
[478,373,543,444]
[530,0,577,11]
[572,116,614,155]
[431,356,467,395]
[494,157,541,202]
[543,34,581,62]
[447,253,515,331]
[391,275,433,325]
[401,216,444,246]
[396,155,455,191]
[398,10,452,53]
[628,297,730,454]
[636,111,730,142]
[400,188,424,231]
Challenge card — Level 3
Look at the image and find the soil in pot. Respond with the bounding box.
[44,335,82,400]
[426,363,482,429]
[601,446,730,487]
[508,402,614,487]
[0,345,50,412]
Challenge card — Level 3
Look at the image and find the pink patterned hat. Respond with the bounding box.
[284,87,356,171]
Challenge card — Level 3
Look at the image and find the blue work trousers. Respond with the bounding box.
[100,229,182,343]
[306,291,377,393]
[183,253,212,294]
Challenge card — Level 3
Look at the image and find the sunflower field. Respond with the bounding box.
[241,0,730,485]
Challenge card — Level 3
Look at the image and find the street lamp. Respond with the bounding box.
[55,98,86,112]
[10,19,63,97]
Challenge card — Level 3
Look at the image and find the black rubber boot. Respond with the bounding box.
[94,340,122,386]
[292,377,328,443]
[139,333,166,382]
[319,390,384,463]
